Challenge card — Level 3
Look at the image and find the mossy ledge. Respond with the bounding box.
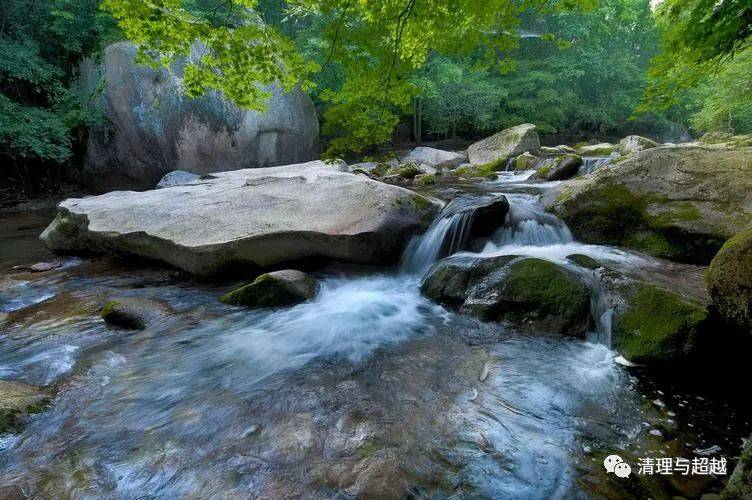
[613,284,708,365]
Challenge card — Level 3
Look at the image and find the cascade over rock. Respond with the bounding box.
[467,124,540,164]
[77,42,320,192]
[40,162,440,276]
[545,145,752,263]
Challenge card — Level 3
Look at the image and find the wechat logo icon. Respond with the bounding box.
[604,454,632,478]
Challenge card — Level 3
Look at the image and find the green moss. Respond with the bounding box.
[386,162,421,179]
[648,202,702,228]
[370,162,391,177]
[723,432,752,499]
[613,284,708,364]
[415,173,435,186]
[501,259,590,319]
[453,162,498,179]
[219,273,314,308]
[555,181,715,261]
[566,254,600,270]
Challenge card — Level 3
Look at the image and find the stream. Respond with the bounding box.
[0,170,749,498]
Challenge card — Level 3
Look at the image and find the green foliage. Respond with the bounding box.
[417,0,659,139]
[0,0,117,176]
[641,0,752,134]
[101,0,317,112]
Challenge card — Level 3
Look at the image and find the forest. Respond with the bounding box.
[1,1,752,498]
[1,0,749,191]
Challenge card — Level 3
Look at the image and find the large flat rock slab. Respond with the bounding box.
[41,162,439,275]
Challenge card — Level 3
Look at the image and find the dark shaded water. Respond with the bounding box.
[0,173,748,498]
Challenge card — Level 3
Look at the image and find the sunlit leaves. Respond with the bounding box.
[101,0,317,112]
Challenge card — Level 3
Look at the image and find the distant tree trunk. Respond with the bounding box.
[412,97,422,144]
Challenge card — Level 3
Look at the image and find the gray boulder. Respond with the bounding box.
[468,124,540,164]
[156,170,200,189]
[400,147,466,169]
[575,143,617,156]
[41,162,440,276]
[545,145,752,263]
[78,42,320,192]
[220,270,318,308]
[619,135,658,156]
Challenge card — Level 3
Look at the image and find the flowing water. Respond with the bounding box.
[0,174,748,498]
[579,155,618,175]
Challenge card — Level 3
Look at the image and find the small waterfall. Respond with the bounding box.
[489,202,573,247]
[400,197,494,275]
[579,155,618,175]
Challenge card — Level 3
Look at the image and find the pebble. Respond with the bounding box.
[650,429,663,437]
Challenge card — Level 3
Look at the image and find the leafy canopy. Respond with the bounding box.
[101,0,598,155]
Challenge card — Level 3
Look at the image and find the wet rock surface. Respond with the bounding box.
[220,270,318,308]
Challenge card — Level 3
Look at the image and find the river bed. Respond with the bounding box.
[0,173,748,498]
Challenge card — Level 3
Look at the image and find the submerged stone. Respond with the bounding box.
[219,270,318,308]
[612,284,708,365]
[707,230,752,333]
[0,380,50,433]
[101,297,174,329]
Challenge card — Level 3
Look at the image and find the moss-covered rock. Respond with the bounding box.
[422,256,592,337]
[613,284,708,365]
[514,152,537,171]
[467,124,540,164]
[483,258,592,336]
[545,146,752,264]
[707,230,752,333]
[101,296,174,329]
[533,154,583,181]
[723,432,752,499]
[220,269,318,308]
[386,162,422,180]
[576,143,617,156]
[414,173,436,186]
[566,254,601,270]
[452,163,498,179]
[0,380,50,433]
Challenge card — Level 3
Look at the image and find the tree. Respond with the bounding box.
[101,0,598,157]
[641,0,752,133]
[0,0,117,191]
